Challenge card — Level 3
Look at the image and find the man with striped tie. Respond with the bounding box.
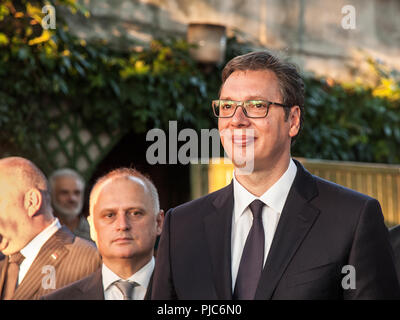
[0,157,101,300]
[42,167,164,300]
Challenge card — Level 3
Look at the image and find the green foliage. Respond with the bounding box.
[0,0,212,163]
[0,1,399,165]
[292,75,400,163]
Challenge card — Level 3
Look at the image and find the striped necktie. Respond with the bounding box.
[1,252,25,300]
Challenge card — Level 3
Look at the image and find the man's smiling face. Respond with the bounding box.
[218,69,299,172]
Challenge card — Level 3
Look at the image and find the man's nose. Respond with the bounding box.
[67,192,78,202]
[230,105,250,127]
[116,213,130,231]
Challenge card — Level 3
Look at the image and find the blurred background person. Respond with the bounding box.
[43,167,164,300]
[49,168,91,241]
[0,157,101,300]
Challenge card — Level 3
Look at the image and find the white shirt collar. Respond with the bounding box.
[233,158,297,222]
[102,256,155,292]
[20,218,61,261]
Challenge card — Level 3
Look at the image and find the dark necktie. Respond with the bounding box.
[114,280,138,300]
[2,252,25,300]
[233,199,265,300]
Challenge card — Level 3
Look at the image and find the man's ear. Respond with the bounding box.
[87,214,98,244]
[289,105,301,138]
[24,188,43,218]
[156,210,165,235]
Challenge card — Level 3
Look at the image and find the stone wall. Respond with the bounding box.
[65,0,400,81]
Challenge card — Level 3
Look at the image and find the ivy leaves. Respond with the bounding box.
[0,0,399,166]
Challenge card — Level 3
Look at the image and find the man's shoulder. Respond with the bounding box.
[55,226,96,251]
[389,225,400,248]
[42,268,102,300]
[52,227,101,265]
[312,174,375,203]
[169,183,232,217]
[71,234,97,251]
[294,159,375,204]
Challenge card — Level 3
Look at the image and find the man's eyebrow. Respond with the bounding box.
[98,206,146,214]
[99,208,117,214]
[246,96,268,100]
[219,96,267,101]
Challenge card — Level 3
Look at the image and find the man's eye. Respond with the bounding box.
[221,104,232,110]
[128,210,142,216]
[253,102,267,109]
[105,213,115,218]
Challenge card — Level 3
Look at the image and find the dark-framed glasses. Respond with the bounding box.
[212,99,289,118]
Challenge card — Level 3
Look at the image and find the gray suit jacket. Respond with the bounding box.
[0,226,101,299]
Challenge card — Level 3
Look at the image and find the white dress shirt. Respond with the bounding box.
[102,257,154,300]
[19,218,61,285]
[231,159,297,290]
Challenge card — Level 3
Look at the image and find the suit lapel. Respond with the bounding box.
[13,226,73,300]
[255,160,320,300]
[144,272,153,300]
[78,268,104,300]
[204,183,234,300]
[0,256,8,298]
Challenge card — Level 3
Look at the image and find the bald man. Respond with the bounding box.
[42,167,164,300]
[0,157,101,300]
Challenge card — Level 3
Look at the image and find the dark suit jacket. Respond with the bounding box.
[0,226,101,300]
[389,225,400,283]
[41,267,153,300]
[151,160,400,300]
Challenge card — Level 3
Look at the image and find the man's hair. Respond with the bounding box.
[49,168,85,192]
[221,50,305,141]
[89,167,160,216]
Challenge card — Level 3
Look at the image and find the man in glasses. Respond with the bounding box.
[152,51,400,299]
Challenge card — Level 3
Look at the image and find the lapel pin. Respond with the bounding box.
[51,253,58,260]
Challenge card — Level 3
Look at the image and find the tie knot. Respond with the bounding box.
[114,280,138,300]
[249,199,265,220]
[9,252,25,265]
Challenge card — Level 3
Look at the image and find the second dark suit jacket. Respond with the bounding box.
[389,225,400,283]
[41,267,153,300]
[0,226,101,300]
[151,160,400,300]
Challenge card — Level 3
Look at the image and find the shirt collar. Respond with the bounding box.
[102,256,155,291]
[20,218,61,260]
[233,158,297,222]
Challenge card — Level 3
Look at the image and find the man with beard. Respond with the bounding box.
[49,169,91,241]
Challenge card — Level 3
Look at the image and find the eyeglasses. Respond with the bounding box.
[212,99,289,118]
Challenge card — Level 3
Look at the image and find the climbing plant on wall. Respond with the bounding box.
[1,0,400,175]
